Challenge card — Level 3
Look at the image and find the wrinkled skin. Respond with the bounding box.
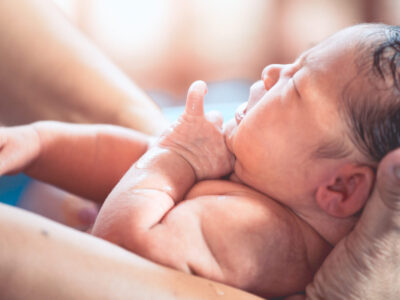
[157,80,235,181]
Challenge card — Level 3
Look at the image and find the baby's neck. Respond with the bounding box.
[293,209,359,246]
[228,172,358,245]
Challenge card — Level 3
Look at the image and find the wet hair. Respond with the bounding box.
[341,24,400,166]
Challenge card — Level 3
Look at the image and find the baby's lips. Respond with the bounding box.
[235,102,248,125]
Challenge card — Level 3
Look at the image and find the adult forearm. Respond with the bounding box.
[25,121,151,202]
[0,203,262,300]
[0,0,168,135]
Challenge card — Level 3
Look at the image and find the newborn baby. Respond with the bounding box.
[1,23,399,299]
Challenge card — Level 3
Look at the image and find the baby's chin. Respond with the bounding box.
[228,171,244,184]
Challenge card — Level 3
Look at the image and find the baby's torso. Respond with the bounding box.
[165,179,332,297]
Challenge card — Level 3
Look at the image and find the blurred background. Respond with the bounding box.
[52,0,400,108]
[2,0,400,230]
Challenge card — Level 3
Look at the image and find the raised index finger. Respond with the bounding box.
[184,80,208,116]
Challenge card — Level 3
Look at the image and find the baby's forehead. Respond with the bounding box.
[303,30,361,62]
[297,40,357,92]
[297,26,382,91]
[300,25,380,65]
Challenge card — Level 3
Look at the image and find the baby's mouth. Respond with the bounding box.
[235,102,248,125]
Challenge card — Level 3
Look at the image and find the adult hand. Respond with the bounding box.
[158,80,235,180]
[305,148,400,299]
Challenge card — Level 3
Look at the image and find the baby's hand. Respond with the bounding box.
[158,81,234,180]
[0,125,41,175]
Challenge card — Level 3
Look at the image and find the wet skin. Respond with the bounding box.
[93,26,377,298]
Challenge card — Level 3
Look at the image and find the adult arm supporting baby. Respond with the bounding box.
[0,203,262,300]
[0,0,168,135]
[0,122,152,203]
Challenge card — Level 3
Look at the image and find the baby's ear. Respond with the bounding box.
[316,164,375,218]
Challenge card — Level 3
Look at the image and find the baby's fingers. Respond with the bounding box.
[184,80,207,116]
[205,110,224,129]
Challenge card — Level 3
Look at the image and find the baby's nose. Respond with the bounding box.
[262,64,283,90]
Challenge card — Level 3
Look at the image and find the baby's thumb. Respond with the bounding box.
[185,80,207,116]
[205,110,224,129]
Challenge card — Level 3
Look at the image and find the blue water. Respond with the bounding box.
[0,174,31,206]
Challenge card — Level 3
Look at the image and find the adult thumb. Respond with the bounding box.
[358,148,400,234]
[377,148,400,212]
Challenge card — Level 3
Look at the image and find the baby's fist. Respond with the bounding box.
[158,81,234,180]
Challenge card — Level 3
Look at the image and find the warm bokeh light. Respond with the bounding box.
[51,0,400,102]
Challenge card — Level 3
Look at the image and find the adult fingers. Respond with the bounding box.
[184,80,207,116]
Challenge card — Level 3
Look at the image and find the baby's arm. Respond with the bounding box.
[0,122,151,202]
[92,81,234,269]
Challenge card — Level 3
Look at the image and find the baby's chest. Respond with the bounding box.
[180,180,304,254]
[171,191,313,295]
[179,183,303,256]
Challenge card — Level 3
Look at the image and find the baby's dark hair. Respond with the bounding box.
[342,24,400,166]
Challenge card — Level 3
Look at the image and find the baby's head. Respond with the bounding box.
[225,23,400,236]
[341,25,400,163]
